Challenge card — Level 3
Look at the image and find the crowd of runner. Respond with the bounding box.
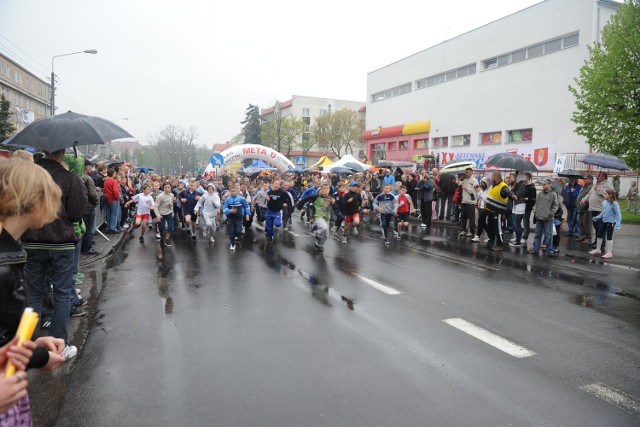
[0,150,625,425]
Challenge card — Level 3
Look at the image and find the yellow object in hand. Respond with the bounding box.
[5,308,38,377]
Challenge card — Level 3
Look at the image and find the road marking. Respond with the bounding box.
[580,382,640,414]
[442,318,536,358]
[354,274,402,295]
[287,231,301,237]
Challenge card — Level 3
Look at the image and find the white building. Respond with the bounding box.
[261,95,366,166]
[364,0,619,170]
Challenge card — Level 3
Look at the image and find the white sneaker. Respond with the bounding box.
[420,224,427,228]
[509,238,517,243]
[209,237,215,243]
[61,345,77,361]
[471,235,480,242]
[230,244,236,251]
[352,227,358,235]
[458,231,466,236]
[393,230,398,236]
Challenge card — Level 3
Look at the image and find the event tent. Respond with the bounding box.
[324,154,370,172]
[310,156,334,168]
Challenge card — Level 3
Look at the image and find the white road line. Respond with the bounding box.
[442,318,536,358]
[354,274,402,295]
[580,382,640,414]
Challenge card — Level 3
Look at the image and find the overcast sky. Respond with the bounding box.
[1,0,542,147]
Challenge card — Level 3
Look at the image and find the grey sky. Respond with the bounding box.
[0,0,541,147]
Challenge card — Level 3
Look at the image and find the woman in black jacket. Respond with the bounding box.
[0,158,67,424]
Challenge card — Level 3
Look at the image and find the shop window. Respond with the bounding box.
[480,131,502,145]
[432,137,448,148]
[399,140,408,150]
[414,139,426,149]
[388,141,397,151]
[507,128,533,143]
[452,134,470,147]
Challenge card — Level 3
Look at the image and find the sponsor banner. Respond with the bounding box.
[209,144,295,172]
[435,144,556,170]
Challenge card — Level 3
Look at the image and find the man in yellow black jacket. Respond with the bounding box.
[483,171,517,251]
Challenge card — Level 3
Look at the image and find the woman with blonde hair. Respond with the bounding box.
[0,158,68,425]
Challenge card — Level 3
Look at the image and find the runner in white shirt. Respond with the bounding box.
[124,184,156,243]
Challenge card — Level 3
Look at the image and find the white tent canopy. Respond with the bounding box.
[324,154,370,172]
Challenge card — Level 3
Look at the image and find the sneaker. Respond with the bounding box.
[589,248,601,256]
[192,235,197,242]
[471,235,480,242]
[482,238,490,243]
[459,231,466,236]
[164,240,172,247]
[601,253,613,259]
[230,244,236,251]
[70,306,86,317]
[342,236,347,244]
[139,236,144,243]
[384,238,390,245]
[156,232,161,240]
[74,279,83,285]
[509,238,517,243]
[203,229,209,238]
[60,345,78,361]
[282,226,287,231]
[76,288,82,295]
[420,224,427,228]
[352,227,358,236]
[75,298,88,307]
[315,243,324,251]
[466,232,473,237]
[396,234,402,240]
[509,242,522,247]
[76,273,85,278]
[209,237,215,243]
[393,230,398,236]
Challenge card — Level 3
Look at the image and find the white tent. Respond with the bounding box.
[324,154,370,172]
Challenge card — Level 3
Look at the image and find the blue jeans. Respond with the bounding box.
[566,206,578,234]
[226,217,243,244]
[107,200,120,232]
[513,213,524,243]
[532,219,554,254]
[158,213,175,234]
[25,249,75,344]
[81,208,96,252]
[265,210,282,237]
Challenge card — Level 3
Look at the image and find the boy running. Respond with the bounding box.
[265,180,288,240]
[194,183,221,243]
[395,185,416,238]
[223,186,250,251]
[298,184,335,251]
[341,181,362,244]
[124,184,155,243]
[179,180,202,242]
[373,184,398,245]
[155,182,176,246]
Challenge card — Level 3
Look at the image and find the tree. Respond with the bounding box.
[146,125,200,174]
[260,102,304,155]
[569,0,640,170]
[310,109,365,158]
[0,94,15,143]
[241,104,262,145]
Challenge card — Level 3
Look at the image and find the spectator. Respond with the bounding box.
[80,159,99,254]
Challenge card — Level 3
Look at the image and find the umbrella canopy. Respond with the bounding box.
[580,153,630,171]
[440,160,476,173]
[343,162,366,172]
[3,111,133,153]
[485,153,538,171]
[331,166,354,174]
[376,160,414,168]
[557,169,584,178]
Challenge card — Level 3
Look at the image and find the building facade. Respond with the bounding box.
[364,0,619,170]
[0,52,50,133]
[261,95,366,167]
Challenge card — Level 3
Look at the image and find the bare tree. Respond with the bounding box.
[261,101,304,155]
[147,125,200,173]
[311,109,364,158]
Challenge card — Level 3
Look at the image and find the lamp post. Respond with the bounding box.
[50,49,98,116]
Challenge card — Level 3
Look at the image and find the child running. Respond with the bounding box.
[155,182,176,247]
[341,181,362,244]
[179,180,202,242]
[373,184,398,245]
[395,185,416,239]
[194,183,221,243]
[124,184,155,243]
[265,179,288,241]
[222,185,250,251]
[298,183,335,251]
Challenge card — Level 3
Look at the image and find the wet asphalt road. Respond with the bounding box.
[55,219,640,426]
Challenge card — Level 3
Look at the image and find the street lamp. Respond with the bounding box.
[50,49,98,116]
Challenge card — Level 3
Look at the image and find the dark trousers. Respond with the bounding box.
[477,209,488,238]
[420,199,432,227]
[459,204,476,233]
[438,193,453,219]
[81,207,96,253]
[227,217,243,244]
[487,212,504,246]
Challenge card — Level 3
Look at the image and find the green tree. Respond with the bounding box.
[241,104,262,145]
[569,0,640,170]
[260,101,304,155]
[0,93,16,143]
[310,109,365,158]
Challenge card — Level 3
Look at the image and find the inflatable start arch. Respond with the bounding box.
[209,144,295,172]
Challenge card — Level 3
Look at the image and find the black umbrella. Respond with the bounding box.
[2,111,133,153]
[486,153,538,171]
[580,152,630,171]
[557,169,584,178]
[343,162,365,172]
[331,166,354,173]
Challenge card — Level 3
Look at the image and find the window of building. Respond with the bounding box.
[484,58,498,70]
[417,63,476,90]
[432,137,448,148]
[544,38,562,54]
[414,139,426,149]
[511,49,526,63]
[303,116,311,125]
[497,54,510,66]
[507,128,533,143]
[445,70,456,81]
[399,140,408,150]
[373,143,386,162]
[302,133,310,142]
[452,134,470,147]
[302,108,310,117]
[371,82,412,102]
[563,33,579,48]
[527,44,544,58]
[319,109,327,116]
[388,141,397,151]
[4,65,9,78]
[480,131,502,145]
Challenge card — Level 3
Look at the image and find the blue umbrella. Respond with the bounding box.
[580,153,630,171]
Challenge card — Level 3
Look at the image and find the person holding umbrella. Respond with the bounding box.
[580,171,613,250]
[562,177,582,237]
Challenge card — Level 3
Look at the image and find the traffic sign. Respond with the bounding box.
[295,156,306,166]
[210,153,224,166]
